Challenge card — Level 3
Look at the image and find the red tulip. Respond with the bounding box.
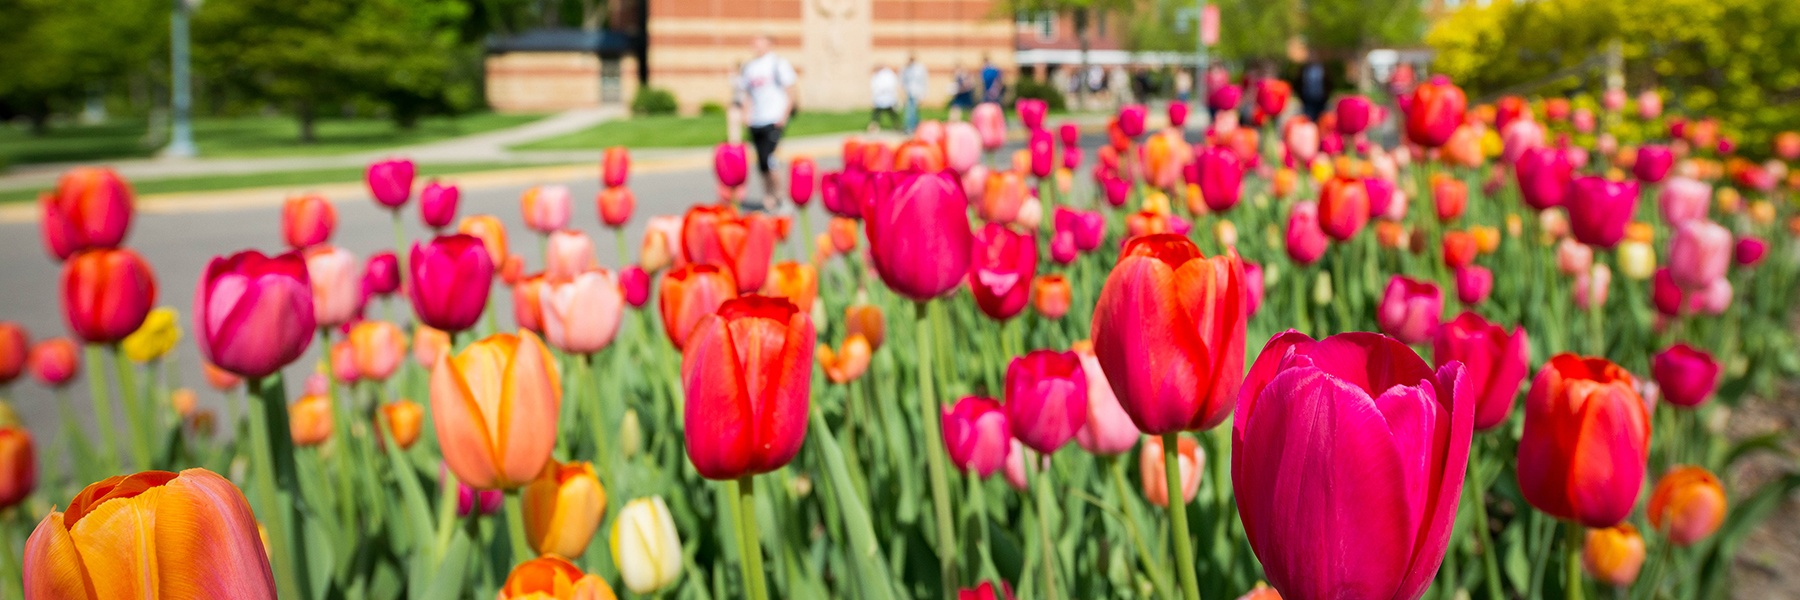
[968,223,1037,321]
[367,158,415,209]
[27,339,80,387]
[1317,177,1369,241]
[681,205,778,293]
[408,235,494,334]
[959,581,1016,600]
[1668,220,1731,290]
[1567,177,1639,248]
[1335,96,1373,135]
[0,427,36,510]
[1091,234,1247,434]
[1517,354,1650,528]
[1005,350,1089,454]
[597,187,635,228]
[60,248,156,344]
[942,396,1012,478]
[714,143,748,188]
[1433,312,1528,430]
[659,264,737,349]
[40,167,134,261]
[1378,275,1443,345]
[196,251,315,379]
[513,274,547,334]
[303,245,360,329]
[1651,343,1719,408]
[1255,79,1290,118]
[1405,77,1467,147]
[1197,145,1243,212]
[682,296,813,480]
[1634,145,1673,183]
[1515,147,1572,211]
[864,171,973,302]
[1285,201,1328,265]
[789,157,817,205]
[282,194,336,250]
[1442,231,1478,269]
[1432,175,1467,223]
[0,323,26,386]
[602,146,630,188]
[419,181,459,230]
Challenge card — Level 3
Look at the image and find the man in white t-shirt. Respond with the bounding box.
[869,65,900,132]
[736,35,797,207]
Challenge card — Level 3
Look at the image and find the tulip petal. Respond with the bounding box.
[153,470,279,598]
[1392,363,1476,599]
[1567,386,1649,527]
[682,316,751,479]
[66,486,162,598]
[499,332,561,486]
[431,352,499,489]
[24,512,97,599]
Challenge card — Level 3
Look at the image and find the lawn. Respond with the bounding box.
[0,161,571,204]
[513,109,949,151]
[0,112,544,166]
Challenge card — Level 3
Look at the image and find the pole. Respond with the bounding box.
[166,0,197,158]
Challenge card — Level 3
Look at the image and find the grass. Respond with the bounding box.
[0,161,572,204]
[0,112,544,166]
[513,109,950,151]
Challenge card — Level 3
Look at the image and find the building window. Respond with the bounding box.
[1016,10,1055,41]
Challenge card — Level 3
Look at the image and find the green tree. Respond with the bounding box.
[1302,0,1426,60]
[0,0,164,133]
[193,0,473,141]
[1124,0,1297,63]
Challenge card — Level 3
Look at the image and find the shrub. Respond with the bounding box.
[699,101,726,116]
[1012,78,1067,112]
[632,87,679,116]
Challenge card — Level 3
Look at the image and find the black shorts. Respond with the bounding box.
[749,124,783,174]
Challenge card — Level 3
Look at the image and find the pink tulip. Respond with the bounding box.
[1364,177,1397,220]
[409,235,494,333]
[539,269,624,354]
[1378,276,1443,345]
[1735,237,1767,266]
[1637,91,1662,119]
[1117,104,1147,138]
[789,158,816,205]
[1242,261,1266,317]
[1017,98,1048,131]
[1455,265,1493,306]
[944,122,982,174]
[1024,129,1053,179]
[1285,120,1320,164]
[1197,145,1243,212]
[1668,220,1731,290]
[419,181,459,230]
[1693,278,1733,315]
[972,103,1006,150]
[303,245,361,329]
[195,251,316,378]
[1500,119,1545,165]
[1071,343,1139,456]
[1634,145,1673,183]
[367,158,415,209]
[1516,148,1573,211]
[362,252,400,298]
[545,230,595,281]
[1053,207,1104,252]
[968,223,1038,322]
[1168,102,1190,128]
[714,143,749,187]
[1234,331,1472,600]
[1050,231,1077,265]
[1101,175,1130,207]
[1576,264,1613,311]
[1558,239,1594,276]
[620,266,651,308]
[1004,350,1088,454]
[1285,201,1328,266]
[1567,177,1639,248]
[1652,344,1719,408]
[1003,439,1033,491]
[521,185,572,234]
[942,397,1012,478]
[1572,108,1596,134]
[1434,312,1529,430]
[1207,83,1242,112]
[1141,434,1202,507]
[1335,96,1373,135]
[864,171,974,301]
[1658,177,1711,226]
[443,464,503,516]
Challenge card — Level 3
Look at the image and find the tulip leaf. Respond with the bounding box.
[1718,431,1791,469]
[416,529,471,600]
[808,408,898,600]
[379,417,439,557]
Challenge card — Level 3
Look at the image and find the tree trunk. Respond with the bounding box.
[297,101,317,144]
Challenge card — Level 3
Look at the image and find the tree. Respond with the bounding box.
[0,0,164,133]
[1123,0,1297,63]
[1302,0,1426,59]
[193,0,473,141]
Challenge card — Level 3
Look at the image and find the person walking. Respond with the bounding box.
[869,64,901,132]
[949,63,976,121]
[738,34,798,209]
[902,55,929,134]
[1297,60,1331,124]
[981,55,1005,105]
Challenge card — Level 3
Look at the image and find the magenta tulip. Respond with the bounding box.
[419,181,459,230]
[1029,129,1054,179]
[1117,104,1147,138]
[1652,344,1720,408]
[195,251,315,378]
[1668,220,1731,290]
[968,223,1037,321]
[1285,201,1328,266]
[942,397,1012,478]
[1101,175,1130,207]
[1515,147,1573,211]
[789,158,816,206]
[1197,145,1243,212]
[1242,261,1266,317]
[714,143,748,188]
[1364,177,1397,220]
[1005,350,1088,454]
[367,158,415,209]
[1378,276,1443,345]
[1735,237,1767,267]
[1017,98,1048,131]
[1566,176,1639,248]
[1053,207,1104,252]
[408,235,494,333]
[1207,83,1242,113]
[1634,145,1673,183]
[863,171,973,302]
[620,266,651,308]
[362,252,400,298]
[1335,96,1373,135]
[1454,265,1493,306]
[1433,312,1528,430]
[1234,331,1473,600]
[1168,102,1189,128]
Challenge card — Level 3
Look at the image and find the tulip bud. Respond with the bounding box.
[524,461,607,559]
[282,194,337,250]
[380,399,423,450]
[1647,466,1726,546]
[597,186,635,229]
[1454,266,1493,305]
[0,427,38,510]
[289,393,333,446]
[40,167,135,261]
[1651,344,1719,408]
[497,555,615,600]
[0,324,26,387]
[1735,237,1767,267]
[431,331,561,490]
[418,181,459,230]
[196,251,315,379]
[1378,276,1443,345]
[611,497,684,594]
[1583,524,1646,588]
[942,397,1012,478]
[1520,355,1650,528]
[682,296,813,480]
[1032,274,1072,320]
[1140,433,1202,507]
[367,158,415,209]
[1668,220,1731,290]
[27,339,80,388]
[409,235,494,334]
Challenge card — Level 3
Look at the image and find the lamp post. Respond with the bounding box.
[164,0,199,158]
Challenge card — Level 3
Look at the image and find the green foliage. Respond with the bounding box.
[1303,0,1426,58]
[1012,78,1069,112]
[699,101,727,116]
[0,0,164,128]
[631,87,679,116]
[1428,0,1800,153]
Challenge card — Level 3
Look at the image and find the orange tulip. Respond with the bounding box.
[430,331,562,490]
[844,304,886,351]
[170,388,198,419]
[1140,433,1203,507]
[1032,274,1072,319]
[457,215,509,268]
[0,427,37,510]
[763,261,819,313]
[289,393,333,446]
[381,399,424,450]
[414,325,450,368]
[203,361,242,392]
[514,273,549,333]
[497,555,617,600]
[1582,524,1646,588]
[982,170,1028,224]
[349,320,405,382]
[817,334,872,384]
[523,460,607,558]
[1469,225,1501,254]
[24,469,276,599]
[658,264,737,350]
[1647,466,1726,546]
[828,217,859,254]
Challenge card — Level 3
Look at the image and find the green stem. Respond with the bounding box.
[505,489,532,563]
[1032,453,1060,600]
[1110,456,1175,598]
[737,476,770,600]
[392,211,410,286]
[799,208,815,260]
[0,513,21,598]
[968,476,1001,585]
[1164,432,1202,600]
[83,345,119,466]
[251,374,314,600]
[615,228,632,269]
[1566,521,1587,600]
[1471,444,1505,600]
[916,301,961,598]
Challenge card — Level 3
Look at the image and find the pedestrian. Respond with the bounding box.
[869,64,901,132]
[1175,68,1193,103]
[902,55,929,134]
[949,63,976,121]
[726,61,745,144]
[1297,60,1330,124]
[981,55,1005,105]
[738,34,798,210]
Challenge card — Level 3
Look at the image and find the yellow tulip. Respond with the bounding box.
[120,307,180,363]
[524,461,607,559]
[611,496,683,594]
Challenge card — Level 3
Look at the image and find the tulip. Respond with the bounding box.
[1012,98,1047,131]
[1440,231,1477,270]
[0,323,25,386]
[1647,466,1726,546]
[682,296,813,480]
[1566,176,1639,248]
[942,397,1012,478]
[1583,524,1646,588]
[1518,354,1651,528]
[523,460,607,559]
[538,231,591,282]
[714,143,748,188]
[1516,147,1573,210]
[1378,276,1443,345]
[521,185,573,234]
[411,181,458,231]
[605,268,644,311]
[681,205,778,293]
[27,339,79,388]
[754,261,816,315]
[345,320,402,382]
[595,186,635,229]
[659,264,737,349]
[1233,331,1472,600]
[967,103,1005,150]
[457,215,510,268]
[1572,107,1596,133]
[196,251,315,379]
[1406,77,1467,147]
[1117,104,1147,137]
[40,167,134,261]
[1168,101,1190,128]
[1021,129,1053,180]
[1432,174,1467,223]
[1575,264,1612,310]
[280,194,337,250]
[817,333,871,384]
[1500,119,1545,165]
[602,146,630,188]
[1335,96,1373,135]
[299,245,359,329]
[408,235,494,334]
[1053,207,1104,252]
[967,223,1037,321]
[1668,220,1731,290]
[1453,265,1493,305]
[960,581,1016,600]
[497,555,615,600]
[440,462,504,516]
[120,306,179,364]
[0,427,35,510]
[1255,79,1290,119]
[943,123,982,175]
[825,217,858,255]
[511,273,548,334]
[1031,274,1072,320]
[1141,433,1202,507]
[836,305,885,354]
[1434,312,1528,431]
[289,392,333,446]
[611,497,683,594]
[367,158,415,209]
[380,399,423,449]
[780,157,816,207]
[1092,234,1246,434]
[1317,177,1369,242]
[24,469,275,599]
[58,248,157,344]
[1651,343,1718,408]
[431,331,561,490]
[981,170,1027,224]
[1634,145,1673,183]
[362,252,401,298]
[865,171,974,301]
[1557,239,1594,276]
[1195,145,1244,212]
[1003,350,1088,454]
